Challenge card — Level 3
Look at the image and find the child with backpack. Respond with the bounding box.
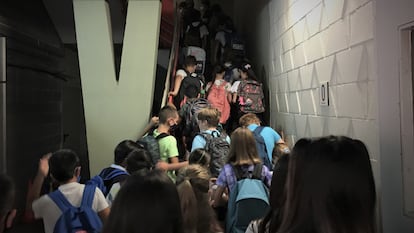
[206,64,232,125]
[153,105,189,181]
[169,55,202,109]
[30,150,109,233]
[176,165,223,233]
[231,63,265,121]
[239,113,284,171]
[88,140,141,196]
[191,107,230,177]
[106,149,153,205]
[179,84,210,152]
[212,127,272,233]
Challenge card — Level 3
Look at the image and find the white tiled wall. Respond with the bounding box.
[268,0,379,167]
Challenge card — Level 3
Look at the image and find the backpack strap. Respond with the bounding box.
[104,169,128,181]
[155,133,169,140]
[231,165,242,181]
[81,184,96,208]
[253,126,265,135]
[48,189,74,212]
[252,164,263,180]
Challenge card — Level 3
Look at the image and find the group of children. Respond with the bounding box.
[0,124,377,233]
[0,97,377,233]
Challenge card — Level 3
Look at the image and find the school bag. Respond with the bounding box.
[252,126,273,171]
[237,80,265,113]
[182,98,210,136]
[225,164,269,233]
[86,168,128,197]
[183,22,202,48]
[136,129,169,166]
[182,98,210,150]
[198,131,230,177]
[48,184,103,233]
[176,74,203,107]
[223,31,245,61]
[207,80,230,124]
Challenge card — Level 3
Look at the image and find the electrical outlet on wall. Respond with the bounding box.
[320,82,329,106]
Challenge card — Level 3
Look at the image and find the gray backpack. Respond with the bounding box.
[199,131,230,177]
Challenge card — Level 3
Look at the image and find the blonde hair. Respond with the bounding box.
[197,107,220,127]
[176,165,218,233]
[272,142,290,165]
[227,127,261,165]
[239,113,260,127]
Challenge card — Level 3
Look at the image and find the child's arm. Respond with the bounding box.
[137,116,159,139]
[169,74,184,97]
[232,92,238,103]
[27,153,51,212]
[98,208,110,223]
[156,157,188,171]
[211,185,227,207]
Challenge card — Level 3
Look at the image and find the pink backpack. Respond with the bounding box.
[207,80,230,124]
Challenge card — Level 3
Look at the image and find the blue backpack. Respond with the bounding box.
[252,126,273,171]
[48,184,103,233]
[86,168,128,196]
[226,165,269,233]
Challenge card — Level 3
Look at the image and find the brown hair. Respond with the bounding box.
[227,127,261,165]
[159,105,178,124]
[176,165,220,233]
[197,107,220,128]
[239,113,261,127]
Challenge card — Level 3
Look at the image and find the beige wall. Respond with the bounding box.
[232,0,414,231]
[73,0,161,175]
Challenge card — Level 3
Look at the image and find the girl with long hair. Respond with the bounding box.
[176,165,223,233]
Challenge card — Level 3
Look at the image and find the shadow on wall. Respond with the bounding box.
[261,65,270,125]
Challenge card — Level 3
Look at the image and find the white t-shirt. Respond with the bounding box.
[106,182,121,206]
[176,69,188,79]
[230,80,241,93]
[32,182,109,233]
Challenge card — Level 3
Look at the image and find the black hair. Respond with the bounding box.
[277,136,376,233]
[239,62,258,81]
[184,84,200,99]
[212,64,225,79]
[114,140,142,165]
[188,149,211,167]
[103,170,183,233]
[258,153,289,233]
[184,55,197,68]
[49,149,80,183]
[125,149,152,175]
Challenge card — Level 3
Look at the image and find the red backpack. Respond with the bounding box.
[207,80,230,124]
[238,80,265,113]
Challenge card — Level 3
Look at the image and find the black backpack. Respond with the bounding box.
[223,31,245,60]
[137,129,169,166]
[198,131,230,177]
[252,126,273,170]
[183,22,202,47]
[176,73,202,107]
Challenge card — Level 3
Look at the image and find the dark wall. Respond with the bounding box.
[0,0,88,217]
